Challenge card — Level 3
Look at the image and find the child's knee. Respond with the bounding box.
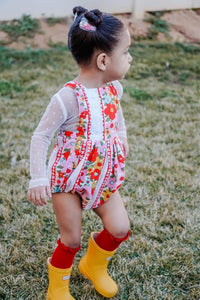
[110,222,130,239]
[61,234,81,249]
[113,228,130,239]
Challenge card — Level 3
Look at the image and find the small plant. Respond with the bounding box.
[128,87,152,102]
[0,79,23,97]
[145,12,170,40]
[1,15,40,40]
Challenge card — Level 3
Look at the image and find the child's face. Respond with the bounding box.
[107,28,132,81]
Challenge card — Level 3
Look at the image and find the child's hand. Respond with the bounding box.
[28,186,52,207]
[120,137,129,158]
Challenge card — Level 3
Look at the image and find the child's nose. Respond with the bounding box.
[128,53,132,63]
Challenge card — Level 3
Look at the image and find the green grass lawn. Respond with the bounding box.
[0,42,200,299]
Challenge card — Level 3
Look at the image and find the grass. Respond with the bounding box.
[45,17,66,26]
[0,41,200,299]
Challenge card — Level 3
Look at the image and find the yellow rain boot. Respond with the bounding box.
[78,232,118,298]
[47,258,75,300]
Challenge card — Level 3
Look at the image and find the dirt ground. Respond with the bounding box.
[0,9,200,49]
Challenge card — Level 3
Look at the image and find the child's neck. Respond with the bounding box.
[74,69,108,89]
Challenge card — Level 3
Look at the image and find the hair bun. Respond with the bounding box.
[84,9,103,26]
[73,6,88,17]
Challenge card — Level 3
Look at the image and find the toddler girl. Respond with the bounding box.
[28,6,132,299]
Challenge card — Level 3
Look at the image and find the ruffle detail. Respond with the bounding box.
[103,228,130,242]
[57,238,81,253]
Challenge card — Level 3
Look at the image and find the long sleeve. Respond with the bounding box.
[117,103,127,138]
[29,93,68,188]
[113,80,127,139]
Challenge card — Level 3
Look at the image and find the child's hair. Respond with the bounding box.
[68,6,124,65]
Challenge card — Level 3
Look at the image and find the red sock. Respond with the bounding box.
[51,239,81,269]
[95,228,130,251]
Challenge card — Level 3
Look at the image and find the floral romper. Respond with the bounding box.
[47,81,125,210]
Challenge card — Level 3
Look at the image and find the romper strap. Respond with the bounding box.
[64,81,77,90]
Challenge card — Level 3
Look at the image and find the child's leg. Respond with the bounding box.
[93,190,130,244]
[51,192,82,268]
[47,192,82,299]
[78,192,129,298]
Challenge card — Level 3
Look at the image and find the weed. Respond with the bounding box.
[145,12,170,40]
[0,79,23,97]
[0,15,40,40]
[125,87,152,102]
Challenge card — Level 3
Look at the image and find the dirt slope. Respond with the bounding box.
[0,9,200,49]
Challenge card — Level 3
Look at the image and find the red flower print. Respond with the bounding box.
[75,149,80,156]
[58,172,64,178]
[65,82,76,89]
[80,111,88,119]
[90,168,101,180]
[109,85,117,96]
[88,147,99,162]
[118,155,125,163]
[63,176,68,184]
[65,131,73,137]
[120,176,124,181]
[104,103,117,120]
[63,151,70,160]
[78,179,82,185]
[76,126,84,136]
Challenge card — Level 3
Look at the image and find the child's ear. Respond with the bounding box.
[96,53,109,71]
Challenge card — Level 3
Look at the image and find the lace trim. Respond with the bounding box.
[78,83,91,140]
[57,238,81,253]
[51,146,63,190]
[102,228,130,242]
[97,87,106,141]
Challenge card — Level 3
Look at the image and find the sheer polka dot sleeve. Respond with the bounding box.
[29,86,80,189]
[113,81,127,139]
[29,93,67,189]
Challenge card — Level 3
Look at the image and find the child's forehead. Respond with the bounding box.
[118,29,131,47]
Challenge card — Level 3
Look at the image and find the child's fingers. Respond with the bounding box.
[36,187,47,206]
[46,186,52,198]
[27,189,32,202]
[122,142,128,157]
[33,190,40,206]
[40,188,47,205]
[124,143,129,157]
[28,187,48,206]
[28,189,37,205]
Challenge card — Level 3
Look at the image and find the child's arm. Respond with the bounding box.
[113,81,129,158]
[28,90,69,206]
[117,104,129,158]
